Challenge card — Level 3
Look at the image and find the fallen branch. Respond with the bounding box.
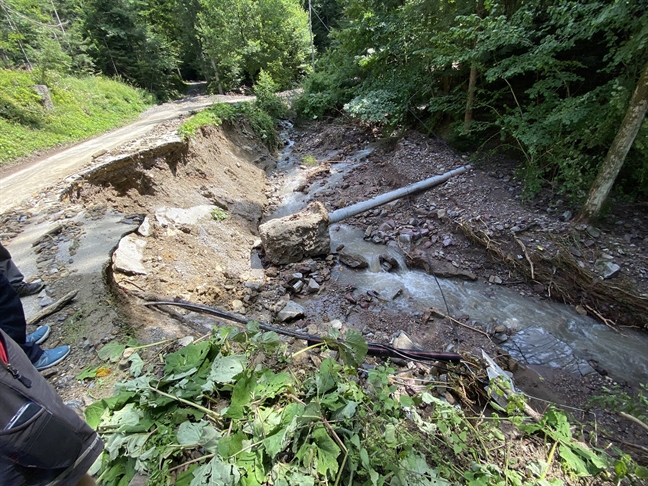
[27,289,78,326]
[619,411,648,434]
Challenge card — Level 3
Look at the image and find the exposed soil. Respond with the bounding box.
[1,114,647,475]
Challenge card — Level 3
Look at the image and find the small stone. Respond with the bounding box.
[586,226,601,238]
[306,278,320,294]
[292,280,304,293]
[489,275,502,284]
[277,301,305,322]
[230,299,245,312]
[178,336,195,347]
[436,209,446,219]
[594,260,620,279]
[329,319,343,330]
[39,296,55,307]
[575,305,587,316]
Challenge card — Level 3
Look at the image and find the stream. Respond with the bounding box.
[267,124,648,385]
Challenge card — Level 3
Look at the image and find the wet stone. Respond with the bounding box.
[501,327,596,376]
[277,300,305,322]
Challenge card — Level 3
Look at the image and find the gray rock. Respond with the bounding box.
[594,260,620,279]
[586,226,601,238]
[112,234,147,275]
[259,202,330,265]
[39,296,55,307]
[292,280,304,293]
[338,250,369,269]
[277,301,305,322]
[489,275,503,284]
[230,299,245,313]
[137,216,152,237]
[306,278,320,294]
[436,209,446,219]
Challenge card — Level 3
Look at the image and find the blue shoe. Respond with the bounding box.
[33,346,70,371]
[26,326,51,345]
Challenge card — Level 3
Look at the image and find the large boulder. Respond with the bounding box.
[259,202,330,265]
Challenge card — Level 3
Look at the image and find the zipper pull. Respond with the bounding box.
[7,363,32,388]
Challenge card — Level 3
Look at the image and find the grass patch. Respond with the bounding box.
[0,69,153,165]
[302,154,318,166]
[179,101,280,151]
[211,207,228,221]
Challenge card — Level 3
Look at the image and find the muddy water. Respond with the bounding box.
[269,129,648,385]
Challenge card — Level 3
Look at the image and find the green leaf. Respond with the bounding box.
[224,370,257,419]
[85,401,107,429]
[98,341,126,362]
[558,444,590,476]
[311,424,341,478]
[177,421,221,453]
[76,365,99,380]
[129,352,144,377]
[190,455,240,486]
[636,465,648,478]
[217,431,246,458]
[164,341,211,379]
[315,358,341,395]
[203,354,246,391]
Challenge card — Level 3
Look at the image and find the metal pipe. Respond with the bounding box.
[328,165,470,223]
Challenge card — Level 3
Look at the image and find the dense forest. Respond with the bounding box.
[1,0,647,218]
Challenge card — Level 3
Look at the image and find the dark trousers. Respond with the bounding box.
[0,273,42,362]
[0,242,25,287]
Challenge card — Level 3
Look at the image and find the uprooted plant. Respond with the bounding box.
[85,323,646,485]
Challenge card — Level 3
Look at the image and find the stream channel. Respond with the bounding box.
[266,124,648,386]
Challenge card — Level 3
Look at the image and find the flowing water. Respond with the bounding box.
[266,127,648,385]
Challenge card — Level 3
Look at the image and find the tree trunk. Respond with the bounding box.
[464,64,478,130]
[463,0,485,131]
[210,58,223,95]
[577,60,648,222]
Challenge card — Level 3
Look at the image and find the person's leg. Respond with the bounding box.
[0,273,43,362]
[0,242,44,296]
[0,242,25,287]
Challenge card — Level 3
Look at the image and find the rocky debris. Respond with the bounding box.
[112,234,147,275]
[338,250,368,269]
[594,259,621,279]
[277,300,305,322]
[259,202,330,265]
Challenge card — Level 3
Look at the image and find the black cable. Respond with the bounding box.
[142,299,462,363]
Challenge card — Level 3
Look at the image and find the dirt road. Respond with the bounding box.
[0,94,252,213]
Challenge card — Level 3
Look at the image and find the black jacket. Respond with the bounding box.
[0,329,103,485]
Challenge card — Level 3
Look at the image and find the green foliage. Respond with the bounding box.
[298,0,648,203]
[177,93,284,152]
[0,70,152,165]
[88,323,634,485]
[253,70,288,119]
[211,207,228,221]
[301,154,317,166]
[178,102,280,151]
[197,0,311,91]
[590,383,648,428]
